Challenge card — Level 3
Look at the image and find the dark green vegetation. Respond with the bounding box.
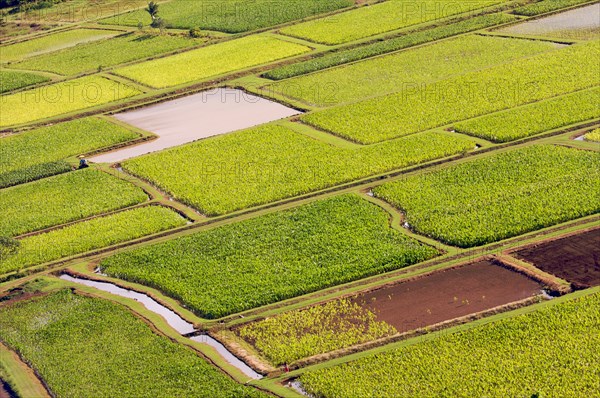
[123,124,474,216]
[0,118,138,187]
[101,0,353,32]
[374,145,600,247]
[0,69,49,93]
[11,33,205,76]
[0,169,148,237]
[300,291,600,397]
[101,195,438,319]
[0,289,267,397]
[263,13,519,80]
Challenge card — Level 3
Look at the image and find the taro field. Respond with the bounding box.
[0,0,598,397]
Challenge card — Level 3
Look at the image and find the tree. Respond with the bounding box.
[145,1,159,23]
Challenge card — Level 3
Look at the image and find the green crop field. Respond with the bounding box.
[264,13,519,80]
[0,28,120,62]
[280,0,502,45]
[374,145,600,248]
[454,87,600,142]
[101,0,353,32]
[300,291,600,397]
[122,124,474,215]
[585,128,600,142]
[0,75,142,127]
[0,168,148,237]
[100,195,438,319]
[0,117,138,187]
[0,290,267,398]
[0,70,49,93]
[266,35,556,106]
[0,206,186,275]
[514,0,593,15]
[301,40,600,144]
[113,35,311,88]
[10,33,205,76]
[238,299,397,365]
[0,161,72,189]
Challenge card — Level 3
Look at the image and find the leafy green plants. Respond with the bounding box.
[301,40,600,143]
[100,195,438,318]
[0,70,49,93]
[0,206,185,274]
[264,13,519,80]
[122,124,474,215]
[454,87,600,142]
[374,145,600,247]
[0,290,267,397]
[280,0,503,45]
[113,35,311,88]
[0,76,142,127]
[238,299,396,365]
[0,168,148,237]
[0,117,138,187]
[100,0,353,32]
[300,291,600,397]
[513,0,593,16]
[265,35,555,106]
[584,128,600,142]
[11,33,205,76]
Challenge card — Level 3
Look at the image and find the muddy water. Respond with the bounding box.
[91,88,301,164]
[500,4,600,36]
[60,274,263,379]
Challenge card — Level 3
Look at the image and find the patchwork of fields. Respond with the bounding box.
[1,1,598,397]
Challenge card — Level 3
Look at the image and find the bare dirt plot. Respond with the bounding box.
[353,260,544,332]
[513,228,600,289]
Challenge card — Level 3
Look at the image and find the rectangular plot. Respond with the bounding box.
[113,35,311,88]
[0,70,49,93]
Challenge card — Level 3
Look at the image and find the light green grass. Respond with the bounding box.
[0,75,142,127]
[113,35,311,88]
[122,124,474,215]
[0,70,49,93]
[0,117,138,176]
[455,87,600,142]
[101,0,354,32]
[0,28,120,62]
[0,206,186,274]
[100,195,439,319]
[0,168,148,237]
[301,291,600,397]
[0,290,268,398]
[266,35,556,106]
[11,33,205,76]
[280,0,502,45]
[514,0,593,15]
[238,298,397,366]
[585,128,600,142]
[302,40,600,144]
[374,145,600,248]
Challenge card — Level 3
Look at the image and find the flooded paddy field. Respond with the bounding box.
[499,3,600,40]
[352,260,544,332]
[513,228,600,289]
[91,88,301,163]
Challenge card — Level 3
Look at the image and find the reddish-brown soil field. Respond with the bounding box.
[513,228,600,289]
[352,260,543,332]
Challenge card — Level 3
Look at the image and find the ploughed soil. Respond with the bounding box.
[513,228,600,289]
[353,260,543,332]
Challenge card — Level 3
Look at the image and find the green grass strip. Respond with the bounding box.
[513,0,593,16]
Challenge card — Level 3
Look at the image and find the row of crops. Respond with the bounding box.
[374,145,600,247]
[299,291,600,397]
[301,40,600,144]
[266,34,556,106]
[0,289,267,398]
[0,206,186,275]
[0,70,49,93]
[122,125,474,215]
[99,195,438,318]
